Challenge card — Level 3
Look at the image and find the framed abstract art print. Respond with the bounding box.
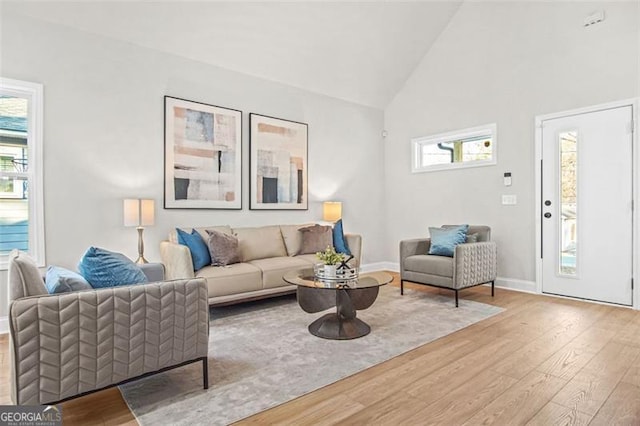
[164,96,242,209]
[249,113,308,210]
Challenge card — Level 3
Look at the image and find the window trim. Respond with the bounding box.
[411,123,498,173]
[0,78,45,269]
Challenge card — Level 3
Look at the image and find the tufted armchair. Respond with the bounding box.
[7,250,210,405]
[399,225,497,307]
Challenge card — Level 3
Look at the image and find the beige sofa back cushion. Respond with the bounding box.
[298,224,333,254]
[233,225,287,261]
[169,226,233,244]
[8,250,47,301]
[280,224,314,256]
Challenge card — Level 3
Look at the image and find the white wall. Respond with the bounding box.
[384,2,639,285]
[0,11,386,318]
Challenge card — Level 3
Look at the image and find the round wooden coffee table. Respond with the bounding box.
[283,269,393,340]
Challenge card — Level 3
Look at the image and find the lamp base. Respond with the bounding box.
[135,227,148,265]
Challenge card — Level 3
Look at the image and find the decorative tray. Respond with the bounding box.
[313,264,359,281]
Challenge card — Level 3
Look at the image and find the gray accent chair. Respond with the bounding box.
[399,225,497,307]
[7,250,210,405]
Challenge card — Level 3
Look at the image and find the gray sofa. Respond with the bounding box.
[161,224,362,306]
[8,250,209,405]
[399,225,497,306]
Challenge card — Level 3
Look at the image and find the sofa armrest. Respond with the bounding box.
[453,242,497,289]
[139,262,165,282]
[9,278,209,405]
[345,234,362,266]
[160,240,195,280]
[399,238,431,267]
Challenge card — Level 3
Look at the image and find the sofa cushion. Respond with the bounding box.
[196,263,262,297]
[206,229,241,266]
[169,225,232,244]
[45,266,92,294]
[280,224,314,256]
[8,249,47,300]
[234,226,287,261]
[444,224,491,242]
[248,257,312,289]
[176,228,211,271]
[404,254,454,278]
[78,247,148,288]
[193,226,233,243]
[428,225,469,257]
[298,224,333,255]
[332,219,351,256]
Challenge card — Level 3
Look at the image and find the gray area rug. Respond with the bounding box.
[120,286,503,425]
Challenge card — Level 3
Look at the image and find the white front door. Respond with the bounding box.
[541,105,634,306]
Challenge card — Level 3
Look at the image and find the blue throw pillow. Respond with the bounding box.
[428,225,469,257]
[332,219,351,256]
[176,228,211,271]
[78,247,148,288]
[45,266,92,294]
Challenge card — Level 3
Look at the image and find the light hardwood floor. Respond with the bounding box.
[2,273,639,425]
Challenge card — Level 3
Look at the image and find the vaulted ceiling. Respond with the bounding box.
[4,1,463,108]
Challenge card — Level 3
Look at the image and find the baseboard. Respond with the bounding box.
[360,262,399,273]
[0,316,8,335]
[495,277,537,294]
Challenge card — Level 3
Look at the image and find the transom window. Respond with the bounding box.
[0,78,45,268]
[412,123,497,173]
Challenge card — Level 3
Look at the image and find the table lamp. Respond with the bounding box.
[124,199,154,264]
[323,201,342,222]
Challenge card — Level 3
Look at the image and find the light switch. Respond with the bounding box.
[502,195,517,205]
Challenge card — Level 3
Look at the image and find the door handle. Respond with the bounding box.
[544,212,552,218]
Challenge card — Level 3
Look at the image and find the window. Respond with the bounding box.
[0,78,44,268]
[411,123,497,173]
[559,130,577,276]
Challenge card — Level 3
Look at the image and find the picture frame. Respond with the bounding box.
[249,113,308,210]
[164,96,242,209]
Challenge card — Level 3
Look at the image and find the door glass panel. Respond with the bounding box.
[559,131,577,276]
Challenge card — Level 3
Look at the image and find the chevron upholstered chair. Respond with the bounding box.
[7,250,210,405]
[399,225,497,307]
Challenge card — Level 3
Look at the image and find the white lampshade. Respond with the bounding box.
[124,199,155,227]
[123,199,140,227]
[323,201,342,222]
[140,199,155,226]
